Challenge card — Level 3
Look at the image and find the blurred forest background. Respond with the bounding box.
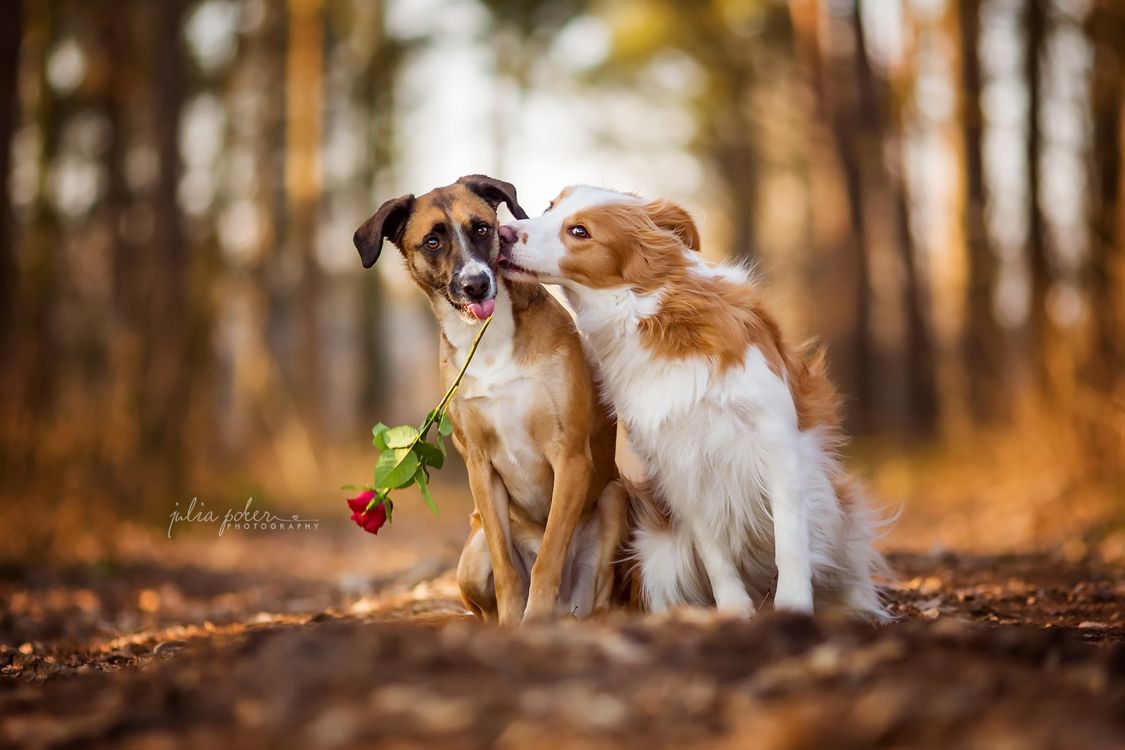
[0,0,1122,563]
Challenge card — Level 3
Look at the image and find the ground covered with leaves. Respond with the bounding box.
[4,427,1125,750]
[2,524,1124,750]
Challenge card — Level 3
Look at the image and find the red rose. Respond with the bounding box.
[346,490,387,535]
[347,490,376,513]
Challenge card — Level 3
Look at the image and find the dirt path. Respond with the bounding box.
[2,535,1123,750]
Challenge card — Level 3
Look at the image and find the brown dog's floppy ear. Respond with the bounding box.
[456,174,529,220]
[643,199,701,253]
[354,194,414,268]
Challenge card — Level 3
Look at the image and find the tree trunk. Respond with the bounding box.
[22,1,62,436]
[0,0,21,349]
[1025,0,1051,392]
[286,0,325,444]
[892,139,939,435]
[100,0,136,325]
[1087,1,1124,389]
[855,0,940,435]
[96,0,142,498]
[840,4,880,432]
[1084,0,1125,470]
[715,137,759,263]
[791,0,877,432]
[835,125,875,433]
[358,0,396,422]
[143,0,191,488]
[959,0,1007,421]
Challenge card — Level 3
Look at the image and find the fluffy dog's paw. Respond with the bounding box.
[712,581,757,620]
[773,584,814,614]
[714,596,757,620]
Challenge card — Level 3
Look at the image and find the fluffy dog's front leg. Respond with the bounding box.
[763,437,815,613]
[524,453,592,622]
[691,517,757,618]
[465,450,526,625]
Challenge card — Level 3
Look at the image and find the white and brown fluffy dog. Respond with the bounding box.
[355,176,627,625]
[497,186,888,620]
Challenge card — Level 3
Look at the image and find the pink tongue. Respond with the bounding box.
[469,298,495,321]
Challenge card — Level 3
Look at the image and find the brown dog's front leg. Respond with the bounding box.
[465,450,525,625]
[524,454,592,621]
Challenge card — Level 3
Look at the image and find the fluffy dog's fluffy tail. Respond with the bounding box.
[619,478,709,612]
[824,474,896,622]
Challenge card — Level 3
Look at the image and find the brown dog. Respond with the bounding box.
[354,175,627,624]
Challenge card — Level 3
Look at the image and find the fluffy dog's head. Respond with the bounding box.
[355,175,528,322]
[497,185,699,292]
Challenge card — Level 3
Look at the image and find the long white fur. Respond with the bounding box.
[504,186,888,620]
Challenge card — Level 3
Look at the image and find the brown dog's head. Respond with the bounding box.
[354,175,528,322]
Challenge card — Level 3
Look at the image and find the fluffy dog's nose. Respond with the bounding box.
[458,271,491,301]
[498,225,517,244]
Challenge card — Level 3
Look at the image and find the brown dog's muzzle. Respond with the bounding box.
[452,266,493,302]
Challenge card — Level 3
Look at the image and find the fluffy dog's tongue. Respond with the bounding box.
[469,298,495,321]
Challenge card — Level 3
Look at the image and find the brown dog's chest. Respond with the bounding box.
[457,401,553,523]
[440,281,614,530]
[446,332,555,525]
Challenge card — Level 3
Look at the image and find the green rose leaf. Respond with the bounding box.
[383,424,420,449]
[438,412,453,437]
[414,440,445,470]
[374,447,420,489]
[372,422,390,450]
[415,467,440,517]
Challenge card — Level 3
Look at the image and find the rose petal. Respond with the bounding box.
[365,506,387,533]
[346,490,376,513]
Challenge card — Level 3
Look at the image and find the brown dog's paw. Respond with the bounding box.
[521,599,559,624]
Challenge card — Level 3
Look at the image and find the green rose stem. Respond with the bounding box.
[422,313,494,436]
[360,314,494,519]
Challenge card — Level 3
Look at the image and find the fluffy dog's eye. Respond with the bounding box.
[423,236,440,250]
[475,225,490,237]
[568,225,589,239]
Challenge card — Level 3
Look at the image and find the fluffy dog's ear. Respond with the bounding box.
[644,199,701,253]
[354,194,414,268]
[456,174,529,220]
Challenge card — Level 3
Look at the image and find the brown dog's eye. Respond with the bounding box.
[568,225,589,239]
[424,236,440,250]
[475,225,490,237]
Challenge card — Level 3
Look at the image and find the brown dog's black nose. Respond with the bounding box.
[458,271,492,301]
[498,225,517,244]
